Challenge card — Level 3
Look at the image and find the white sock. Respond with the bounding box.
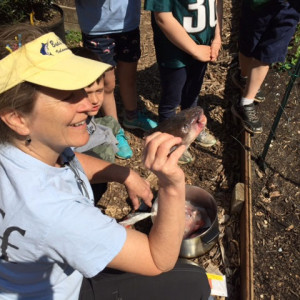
[240,97,254,106]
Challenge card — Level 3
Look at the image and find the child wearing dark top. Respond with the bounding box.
[231,0,300,134]
[145,0,223,163]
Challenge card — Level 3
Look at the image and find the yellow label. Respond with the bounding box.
[206,273,224,281]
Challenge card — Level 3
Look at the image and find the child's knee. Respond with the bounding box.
[104,83,115,94]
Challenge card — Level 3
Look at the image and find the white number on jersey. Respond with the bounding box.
[183,0,216,33]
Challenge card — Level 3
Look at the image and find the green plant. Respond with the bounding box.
[66,31,82,48]
[0,0,53,25]
[276,24,300,72]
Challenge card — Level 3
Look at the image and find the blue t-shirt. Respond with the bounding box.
[76,0,141,35]
[0,145,126,299]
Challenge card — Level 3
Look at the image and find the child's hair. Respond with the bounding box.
[0,24,43,144]
[71,47,109,84]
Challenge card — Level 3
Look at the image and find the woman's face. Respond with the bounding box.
[26,87,92,154]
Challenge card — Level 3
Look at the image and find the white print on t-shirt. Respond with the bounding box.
[183,0,216,33]
[0,208,26,262]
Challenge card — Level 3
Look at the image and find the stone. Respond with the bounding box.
[231,183,245,214]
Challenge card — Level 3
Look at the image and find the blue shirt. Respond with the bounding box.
[0,145,126,299]
[76,0,141,35]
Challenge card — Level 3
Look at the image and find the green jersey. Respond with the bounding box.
[145,0,217,68]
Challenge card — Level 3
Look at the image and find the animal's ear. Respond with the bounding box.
[0,110,30,136]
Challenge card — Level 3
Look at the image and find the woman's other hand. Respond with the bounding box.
[124,171,153,210]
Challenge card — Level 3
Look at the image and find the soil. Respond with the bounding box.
[250,70,300,299]
[60,0,299,299]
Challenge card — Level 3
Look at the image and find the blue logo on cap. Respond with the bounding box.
[40,43,52,56]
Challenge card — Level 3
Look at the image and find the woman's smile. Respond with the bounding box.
[24,87,92,159]
[70,120,87,127]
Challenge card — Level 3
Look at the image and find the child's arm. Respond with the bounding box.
[154,12,211,62]
[210,0,223,62]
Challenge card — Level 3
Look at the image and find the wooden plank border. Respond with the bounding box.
[240,131,254,299]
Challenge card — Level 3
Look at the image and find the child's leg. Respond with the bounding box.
[181,61,207,110]
[158,66,186,122]
[100,68,119,121]
[243,59,269,100]
[116,61,138,112]
[114,28,157,131]
[239,52,253,78]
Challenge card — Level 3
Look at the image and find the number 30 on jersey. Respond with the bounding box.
[183,0,217,33]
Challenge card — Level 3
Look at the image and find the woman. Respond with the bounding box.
[0,24,210,299]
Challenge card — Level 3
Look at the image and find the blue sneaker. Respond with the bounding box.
[123,111,157,132]
[115,128,133,159]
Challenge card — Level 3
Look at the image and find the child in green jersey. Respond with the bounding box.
[145,0,223,162]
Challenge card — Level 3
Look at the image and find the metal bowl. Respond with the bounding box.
[179,185,219,258]
[152,185,219,258]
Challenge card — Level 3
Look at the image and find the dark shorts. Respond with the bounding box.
[79,261,211,300]
[82,28,141,66]
[239,1,300,64]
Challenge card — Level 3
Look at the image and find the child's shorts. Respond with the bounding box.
[239,1,300,64]
[82,28,141,66]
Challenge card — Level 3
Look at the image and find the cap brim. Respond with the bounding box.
[25,54,111,90]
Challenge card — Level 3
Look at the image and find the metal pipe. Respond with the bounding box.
[258,57,300,171]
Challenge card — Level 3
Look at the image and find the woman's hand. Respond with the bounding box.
[124,171,153,210]
[124,132,186,210]
[142,132,186,188]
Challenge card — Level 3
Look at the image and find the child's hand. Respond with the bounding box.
[210,40,222,62]
[192,45,212,62]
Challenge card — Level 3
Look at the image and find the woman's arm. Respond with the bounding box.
[75,152,153,209]
[108,133,187,275]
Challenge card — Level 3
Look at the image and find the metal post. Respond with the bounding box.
[258,57,300,171]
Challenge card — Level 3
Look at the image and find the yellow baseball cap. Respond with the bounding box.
[0,32,111,93]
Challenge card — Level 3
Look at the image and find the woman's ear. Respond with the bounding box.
[0,110,30,136]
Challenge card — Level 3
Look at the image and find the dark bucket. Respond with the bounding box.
[40,4,66,43]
